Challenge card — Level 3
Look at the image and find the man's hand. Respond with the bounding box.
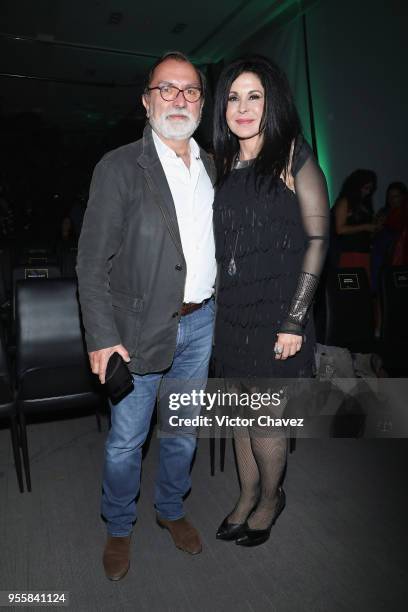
[274,333,303,360]
[89,344,130,384]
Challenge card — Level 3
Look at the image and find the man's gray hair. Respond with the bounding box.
[144,51,206,99]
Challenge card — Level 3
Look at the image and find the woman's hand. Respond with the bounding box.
[274,333,303,360]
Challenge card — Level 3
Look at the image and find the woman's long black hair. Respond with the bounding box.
[337,169,377,221]
[213,55,302,187]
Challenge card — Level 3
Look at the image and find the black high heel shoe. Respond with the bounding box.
[235,488,286,547]
[216,516,247,541]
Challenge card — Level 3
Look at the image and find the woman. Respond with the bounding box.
[384,182,408,266]
[371,182,408,332]
[212,56,329,546]
[332,169,378,281]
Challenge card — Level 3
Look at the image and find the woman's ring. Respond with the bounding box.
[274,344,283,355]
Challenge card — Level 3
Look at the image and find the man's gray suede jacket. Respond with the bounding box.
[76,125,216,374]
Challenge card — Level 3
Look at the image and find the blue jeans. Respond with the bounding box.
[101,299,215,536]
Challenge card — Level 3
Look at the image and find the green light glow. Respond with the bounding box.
[315,130,334,206]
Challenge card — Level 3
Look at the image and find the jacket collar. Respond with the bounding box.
[137,124,160,168]
[137,124,183,257]
[136,124,215,259]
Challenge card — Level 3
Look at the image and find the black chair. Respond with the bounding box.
[0,326,24,492]
[379,266,408,372]
[13,264,61,284]
[12,265,61,318]
[15,278,105,491]
[314,267,375,354]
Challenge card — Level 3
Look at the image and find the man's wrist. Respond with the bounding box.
[86,336,122,353]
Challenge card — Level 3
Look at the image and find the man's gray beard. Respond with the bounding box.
[150,111,201,141]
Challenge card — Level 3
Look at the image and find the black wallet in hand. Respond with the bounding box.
[105,352,134,404]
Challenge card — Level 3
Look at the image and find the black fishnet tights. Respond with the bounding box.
[227,433,260,524]
[227,428,287,530]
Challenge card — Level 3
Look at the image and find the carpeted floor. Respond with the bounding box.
[0,413,407,612]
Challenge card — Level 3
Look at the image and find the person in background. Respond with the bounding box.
[55,215,78,276]
[332,169,380,282]
[372,182,408,287]
[371,182,408,333]
[60,216,75,242]
[68,189,88,238]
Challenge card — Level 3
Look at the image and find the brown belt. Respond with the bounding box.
[180,298,210,316]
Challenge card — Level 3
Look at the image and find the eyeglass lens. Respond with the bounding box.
[160,86,201,102]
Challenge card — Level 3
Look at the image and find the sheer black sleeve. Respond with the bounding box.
[278,139,330,336]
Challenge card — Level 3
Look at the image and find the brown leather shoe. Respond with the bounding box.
[156,516,202,555]
[103,535,131,581]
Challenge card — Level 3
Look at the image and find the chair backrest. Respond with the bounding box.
[380,267,408,339]
[379,267,408,370]
[13,265,61,283]
[316,267,375,353]
[12,266,61,319]
[15,278,91,387]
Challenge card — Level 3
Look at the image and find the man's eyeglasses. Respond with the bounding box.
[147,85,202,103]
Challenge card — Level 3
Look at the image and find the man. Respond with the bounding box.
[76,51,216,580]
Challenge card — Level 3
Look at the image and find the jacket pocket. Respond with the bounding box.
[111,289,144,313]
[111,290,144,355]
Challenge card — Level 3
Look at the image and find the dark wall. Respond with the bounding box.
[227,0,408,207]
